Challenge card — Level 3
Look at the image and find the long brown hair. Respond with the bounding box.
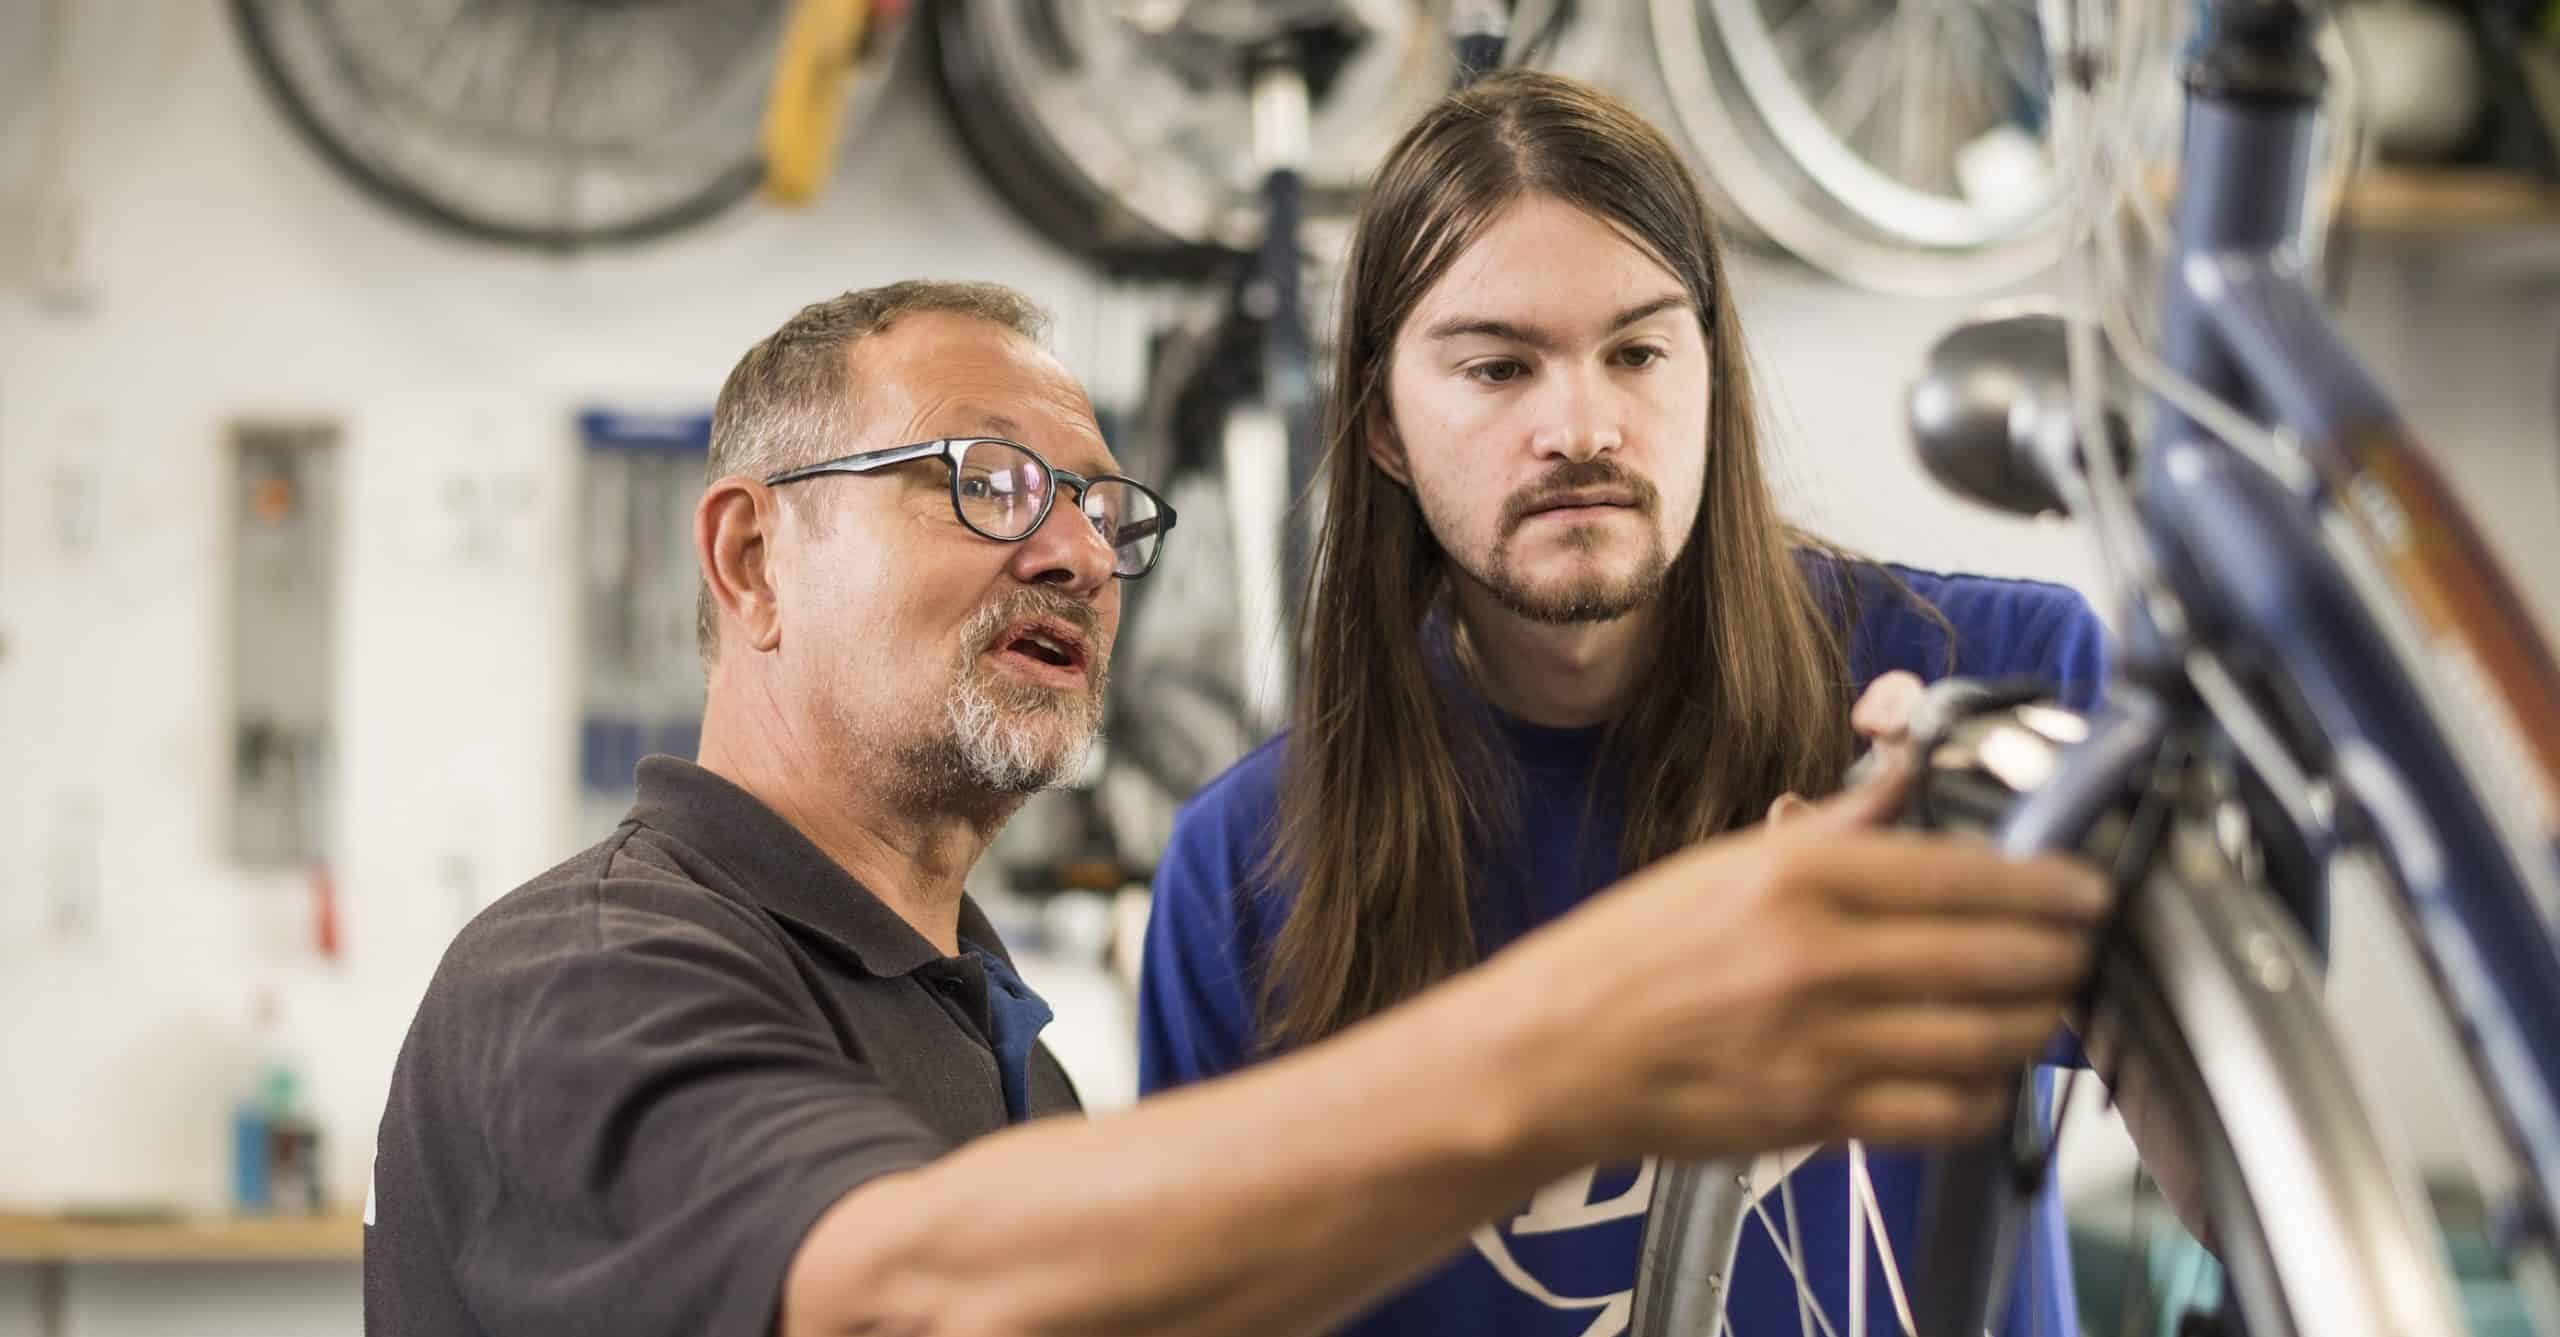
[1260,70,1882,1051]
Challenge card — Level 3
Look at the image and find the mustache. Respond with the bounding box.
[960,587,1104,656]
[1498,459,1661,537]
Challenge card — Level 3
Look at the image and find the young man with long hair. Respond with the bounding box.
[1140,71,2106,1336]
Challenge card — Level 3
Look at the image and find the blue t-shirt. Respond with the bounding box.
[1138,563,2109,1337]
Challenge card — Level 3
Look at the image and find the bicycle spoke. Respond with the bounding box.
[1817,25,1899,143]
[1780,1167,1819,1337]
[1851,1144,1920,1337]
[1846,1144,1866,1337]
[411,0,502,108]
[1750,1187,1848,1337]
[1893,1,1938,184]
[1773,0,1838,68]
[1730,1145,1916,1337]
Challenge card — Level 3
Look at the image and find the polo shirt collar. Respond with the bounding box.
[626,755,1009,978]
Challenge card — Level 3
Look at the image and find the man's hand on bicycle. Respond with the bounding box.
[1488,747,2110,1167]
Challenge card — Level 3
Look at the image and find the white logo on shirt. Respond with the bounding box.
[1470,1148,1820,1336]
[1468,1159,1652,1335]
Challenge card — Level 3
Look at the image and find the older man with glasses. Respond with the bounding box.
[362,279,2105,1337]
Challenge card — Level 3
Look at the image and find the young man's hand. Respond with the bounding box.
[1767,671,1926,827]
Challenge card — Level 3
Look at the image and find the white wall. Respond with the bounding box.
[4,3,2556,1334]
[1,0,1121,1208]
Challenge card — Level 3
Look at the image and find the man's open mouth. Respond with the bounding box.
[986,618,1091,683]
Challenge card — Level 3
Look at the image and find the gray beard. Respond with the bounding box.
[932,662,1105,795]
[848,591,1112,815]
[876,648,1109,814]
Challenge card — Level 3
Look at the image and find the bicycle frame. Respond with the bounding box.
[1912,3,2560,1333]
[2140,0,2560,1253]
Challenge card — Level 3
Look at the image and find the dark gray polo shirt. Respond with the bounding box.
[364,756,1080,1337]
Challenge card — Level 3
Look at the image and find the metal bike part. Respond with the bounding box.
[2117,820,2468,1337]
[1219,406,1294,732]
[1961,693,2463,1337]
[1629,1159,1754,1335]
[931,0,1464,276]
[1910,695,2158,1337]
[1632,690,2470,1337]
[1704,0,2055,248]
[1908,306,2137,520]
[231,0,798,250]
[2131,1,2560,1259]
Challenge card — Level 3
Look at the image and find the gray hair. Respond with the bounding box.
[698,280,1053,668]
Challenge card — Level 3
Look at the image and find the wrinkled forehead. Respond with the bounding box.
[851,316,1115,473]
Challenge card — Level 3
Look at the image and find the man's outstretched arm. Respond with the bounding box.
[784,773,2109,1337]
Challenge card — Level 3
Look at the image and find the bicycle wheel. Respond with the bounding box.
[930,0,1537,278]
[1632,703,2471,1337]
[1645,0,2071,295]
[231,0,796,250]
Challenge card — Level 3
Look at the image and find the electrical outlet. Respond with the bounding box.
[44,791,99,943]
[49,441,102,560]
[22,192,95,312]
[435,468,538,564]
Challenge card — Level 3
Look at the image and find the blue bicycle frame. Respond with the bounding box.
[2148,11,2560,1212]
[1921,4,2560,1333]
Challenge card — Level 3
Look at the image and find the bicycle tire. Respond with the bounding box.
[1631,729,2467,1337]
[1645,0,2068,296]
[229,0,775,252]
[927,0,1526,280]
[928,0,1232,279]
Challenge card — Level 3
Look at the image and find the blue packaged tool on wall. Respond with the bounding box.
[577,410,712,837]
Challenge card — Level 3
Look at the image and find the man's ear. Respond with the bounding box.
[1365,402,1413,488]
[696,477,784,655]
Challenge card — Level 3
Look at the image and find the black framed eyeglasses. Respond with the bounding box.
[763,436,1177,579]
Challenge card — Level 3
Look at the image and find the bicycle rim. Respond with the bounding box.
[1645,0,2068,296]
[228,0,782,251]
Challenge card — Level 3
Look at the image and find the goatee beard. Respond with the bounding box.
[899,590,1110,803]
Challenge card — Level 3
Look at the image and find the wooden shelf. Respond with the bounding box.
[0,1211,363,1264]
[2149,165,2560,235]
[2337,167,2560,235]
